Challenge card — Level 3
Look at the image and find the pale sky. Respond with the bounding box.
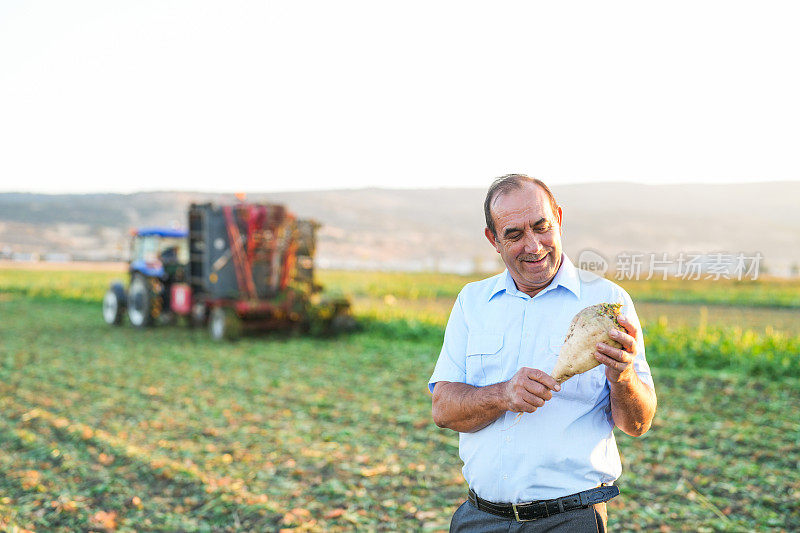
[1,1,798,194]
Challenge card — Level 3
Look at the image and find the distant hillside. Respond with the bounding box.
[1,183,798,275]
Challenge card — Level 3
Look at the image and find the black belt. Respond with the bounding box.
[468,485,619,522]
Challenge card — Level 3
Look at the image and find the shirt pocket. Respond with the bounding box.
[548,337,606,405]
[465,333,505,387]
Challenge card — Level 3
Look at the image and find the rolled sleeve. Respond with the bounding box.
[428,294,468,393]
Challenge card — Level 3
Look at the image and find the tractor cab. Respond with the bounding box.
[129,228,188,282]
[102,227,189,328]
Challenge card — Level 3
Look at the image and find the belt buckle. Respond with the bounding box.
[512,501,535,522]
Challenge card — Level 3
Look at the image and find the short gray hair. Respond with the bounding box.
[484,174,559,237]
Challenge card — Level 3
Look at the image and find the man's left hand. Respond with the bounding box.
[595,315,638,383]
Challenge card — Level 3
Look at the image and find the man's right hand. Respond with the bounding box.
[504,367,561,413]
[432,368,561,432]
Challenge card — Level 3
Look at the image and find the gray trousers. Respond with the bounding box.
[450,500,608,533]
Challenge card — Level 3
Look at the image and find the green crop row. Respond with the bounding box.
[357,315,800,379]
[644,320,800,377]
[2,267,800,308]
[1,295,798,531]
[2,267,798,381]
[0,268,122,302]
[616,277,800,308]
[321,270,800,308]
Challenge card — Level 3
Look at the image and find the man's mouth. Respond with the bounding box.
[520,254,547,264]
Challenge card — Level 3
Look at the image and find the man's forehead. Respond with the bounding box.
[492,184,555,223]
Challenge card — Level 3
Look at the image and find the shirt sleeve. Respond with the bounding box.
[428,293,469,393]
[618,288,655,389]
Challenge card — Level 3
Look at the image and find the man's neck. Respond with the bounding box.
[514,280,550,298]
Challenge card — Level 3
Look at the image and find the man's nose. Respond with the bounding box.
[521,231,542,253]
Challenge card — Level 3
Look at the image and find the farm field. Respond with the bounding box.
[4,267,800,309]
[349,296,800,336]
[1,267,799,531]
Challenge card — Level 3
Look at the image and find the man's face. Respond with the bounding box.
[485,183,563,297]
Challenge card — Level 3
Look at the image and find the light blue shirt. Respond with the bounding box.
[429,254,654,503]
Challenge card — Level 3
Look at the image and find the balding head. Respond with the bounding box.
[484,174,559,237]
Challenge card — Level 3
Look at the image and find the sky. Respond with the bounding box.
[1,1,799,194]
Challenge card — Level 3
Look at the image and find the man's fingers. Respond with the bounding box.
[522,391,546,408]
[513,390,547,412]
[617,315,637,337]
[595,351,630,373]
[607,328,635,353]
[506,368,560,412]
[521,379,553,401]
[524,368,561,392]
[596,342,633,363]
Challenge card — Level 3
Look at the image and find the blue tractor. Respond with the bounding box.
[102,227,189,328]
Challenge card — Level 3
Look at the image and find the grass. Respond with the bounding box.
[1,268,799,531]
[1,297,462,531]
[615,277,800,309]
[4,267,800,308]
[0,268,122,302]
[319,270,800,309]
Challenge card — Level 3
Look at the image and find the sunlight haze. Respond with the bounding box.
[1,1,798,193]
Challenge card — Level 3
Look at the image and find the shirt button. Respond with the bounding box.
[503,474,509,480]
[505,436,511,443]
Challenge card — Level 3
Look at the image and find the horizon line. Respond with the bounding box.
[2,178,800,196]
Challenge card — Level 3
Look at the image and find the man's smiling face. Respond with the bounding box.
[485,182,563,297]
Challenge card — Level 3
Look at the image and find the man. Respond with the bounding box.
[429,175,656,532]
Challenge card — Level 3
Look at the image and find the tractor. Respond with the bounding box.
[102,202,353,340]
[102,227,188,328]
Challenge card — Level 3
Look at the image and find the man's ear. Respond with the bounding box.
[485,227,500,253]
[556,205,563,233]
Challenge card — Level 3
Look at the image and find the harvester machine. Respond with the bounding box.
[102,202,353,340]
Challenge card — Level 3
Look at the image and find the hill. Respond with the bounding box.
[1,182,798,274]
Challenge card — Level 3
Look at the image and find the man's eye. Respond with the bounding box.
[536,225,551,233]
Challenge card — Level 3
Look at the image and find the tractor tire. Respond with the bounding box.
[330,312,358,333]
[190,301,208,328]
[127,274,155,328]
[209,307,242,341]
[102,282,126,325]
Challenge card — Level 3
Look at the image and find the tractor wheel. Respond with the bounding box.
[209,307,241,341]
[190,301,208,328]
[128,275,155,328]
[330,312,358,333]
[102,283,126,325]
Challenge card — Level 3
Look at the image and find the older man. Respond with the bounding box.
[429,175,656,532]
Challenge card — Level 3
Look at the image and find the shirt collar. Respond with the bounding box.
[489,253,581,300]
